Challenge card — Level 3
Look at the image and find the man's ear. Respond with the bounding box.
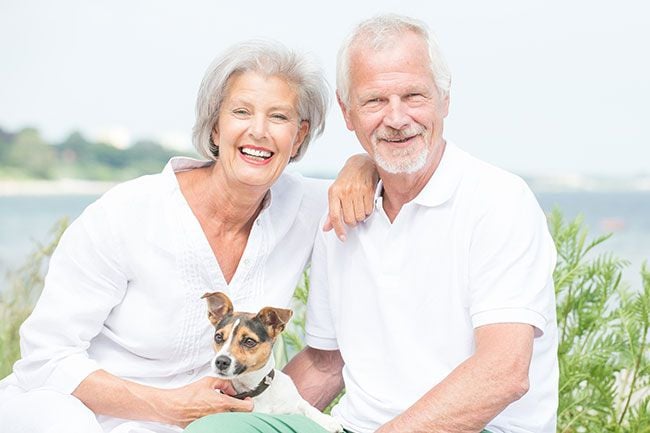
[336,92,355,131]
[441,92,450,118]
[255,307,293,338]
[201,292,233,325]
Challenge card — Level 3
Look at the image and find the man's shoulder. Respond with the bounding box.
[453,144,531,202]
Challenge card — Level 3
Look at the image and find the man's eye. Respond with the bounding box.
[270,113,289,121]
[214,333,224,343]
[233,109,249,116]
[242,337,257,348]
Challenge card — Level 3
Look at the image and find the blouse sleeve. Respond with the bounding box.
[13,197,129,394]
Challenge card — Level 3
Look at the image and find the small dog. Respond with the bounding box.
[202,292,343,433]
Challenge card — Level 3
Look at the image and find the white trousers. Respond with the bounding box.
[0,385,182,433]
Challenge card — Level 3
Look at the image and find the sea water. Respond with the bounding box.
[1,191,649,294]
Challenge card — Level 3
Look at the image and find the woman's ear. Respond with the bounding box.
[210,125,219,146]
[291,120,310,157]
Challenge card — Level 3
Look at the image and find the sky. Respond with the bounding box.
[1,0,648,178]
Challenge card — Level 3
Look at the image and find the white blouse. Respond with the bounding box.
[5,157,328,394]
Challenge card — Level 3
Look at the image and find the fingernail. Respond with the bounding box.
[338,234,346,242]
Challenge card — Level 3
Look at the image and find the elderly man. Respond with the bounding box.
[285,14,558,433]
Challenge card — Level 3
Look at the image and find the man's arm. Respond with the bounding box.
[377,323,534,433]
[284,347,345,411]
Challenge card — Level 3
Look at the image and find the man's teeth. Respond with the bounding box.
[241,147,272,158]
[385,137,411,143]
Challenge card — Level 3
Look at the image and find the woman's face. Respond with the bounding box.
[212,71,309,189]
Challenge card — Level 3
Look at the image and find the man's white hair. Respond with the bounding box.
[336,13,451,107]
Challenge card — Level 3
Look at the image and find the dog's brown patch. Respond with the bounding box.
[228,321,274,373]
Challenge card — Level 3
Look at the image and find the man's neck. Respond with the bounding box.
[380,140,446,223]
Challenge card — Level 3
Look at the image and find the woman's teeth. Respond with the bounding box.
[240,147,272,159]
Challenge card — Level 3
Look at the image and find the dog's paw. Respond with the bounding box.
[316,414,344,433]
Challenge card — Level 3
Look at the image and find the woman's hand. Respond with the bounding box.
[325,153,378,241]
[160,377,254,428]
[74,370,252,429]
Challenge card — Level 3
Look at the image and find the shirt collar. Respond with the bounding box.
[373,140,464,210]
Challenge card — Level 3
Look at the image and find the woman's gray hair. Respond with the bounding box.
[336,14,451,107]
[193,39,329,162]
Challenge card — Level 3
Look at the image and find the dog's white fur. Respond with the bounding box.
[214,353,342,433]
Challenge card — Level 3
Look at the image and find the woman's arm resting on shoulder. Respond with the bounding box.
[284,347,345,411]
[73,370,253,428]
[376,323,534,433]
[325,153,378,241]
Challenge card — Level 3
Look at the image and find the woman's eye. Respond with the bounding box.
[214,333,224,343]
[270,113,289,121]
[242,337,257,348]
[233,109,249,116]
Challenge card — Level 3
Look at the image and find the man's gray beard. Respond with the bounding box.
[373,144,430,174]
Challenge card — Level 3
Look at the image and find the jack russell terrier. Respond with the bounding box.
[202,291,343,433]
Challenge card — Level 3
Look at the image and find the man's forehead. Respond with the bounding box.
[349,39,431,79]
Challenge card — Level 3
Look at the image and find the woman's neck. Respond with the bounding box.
[178,163,269,234]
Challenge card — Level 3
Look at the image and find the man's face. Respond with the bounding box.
[339,31,449,175]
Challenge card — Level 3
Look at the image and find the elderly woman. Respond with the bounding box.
[0,40,376,433]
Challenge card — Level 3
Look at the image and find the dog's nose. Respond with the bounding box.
[215,355,232,371]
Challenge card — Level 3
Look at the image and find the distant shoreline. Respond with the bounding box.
[0,179,117,196]
[1,176,650,196]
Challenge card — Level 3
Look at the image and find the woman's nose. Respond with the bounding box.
[249,115,268,140]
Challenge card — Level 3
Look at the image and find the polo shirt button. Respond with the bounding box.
[187,369,195,375]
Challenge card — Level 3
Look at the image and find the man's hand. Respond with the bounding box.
[160,377,253,428]
[324,153,378,241]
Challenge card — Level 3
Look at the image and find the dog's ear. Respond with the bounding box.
[255,307,293,338]
[201,292,233,326]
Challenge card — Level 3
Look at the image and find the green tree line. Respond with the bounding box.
[0,126,193,181]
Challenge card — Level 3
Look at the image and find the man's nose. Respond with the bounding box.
[383,96,410,130]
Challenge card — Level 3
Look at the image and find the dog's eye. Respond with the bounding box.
[214,332,224,343]
[242,337,257,348]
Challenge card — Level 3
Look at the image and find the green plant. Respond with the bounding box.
[0,218,68,378]
[550,209,650,432]
[2,211,649,432]
[274,270,310,368]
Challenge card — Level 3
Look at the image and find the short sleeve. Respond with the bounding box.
[468,179,557,337]
[14,198,128,394]
[304,222,339,350]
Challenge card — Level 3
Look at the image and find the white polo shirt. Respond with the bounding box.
[305,142,558,433]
